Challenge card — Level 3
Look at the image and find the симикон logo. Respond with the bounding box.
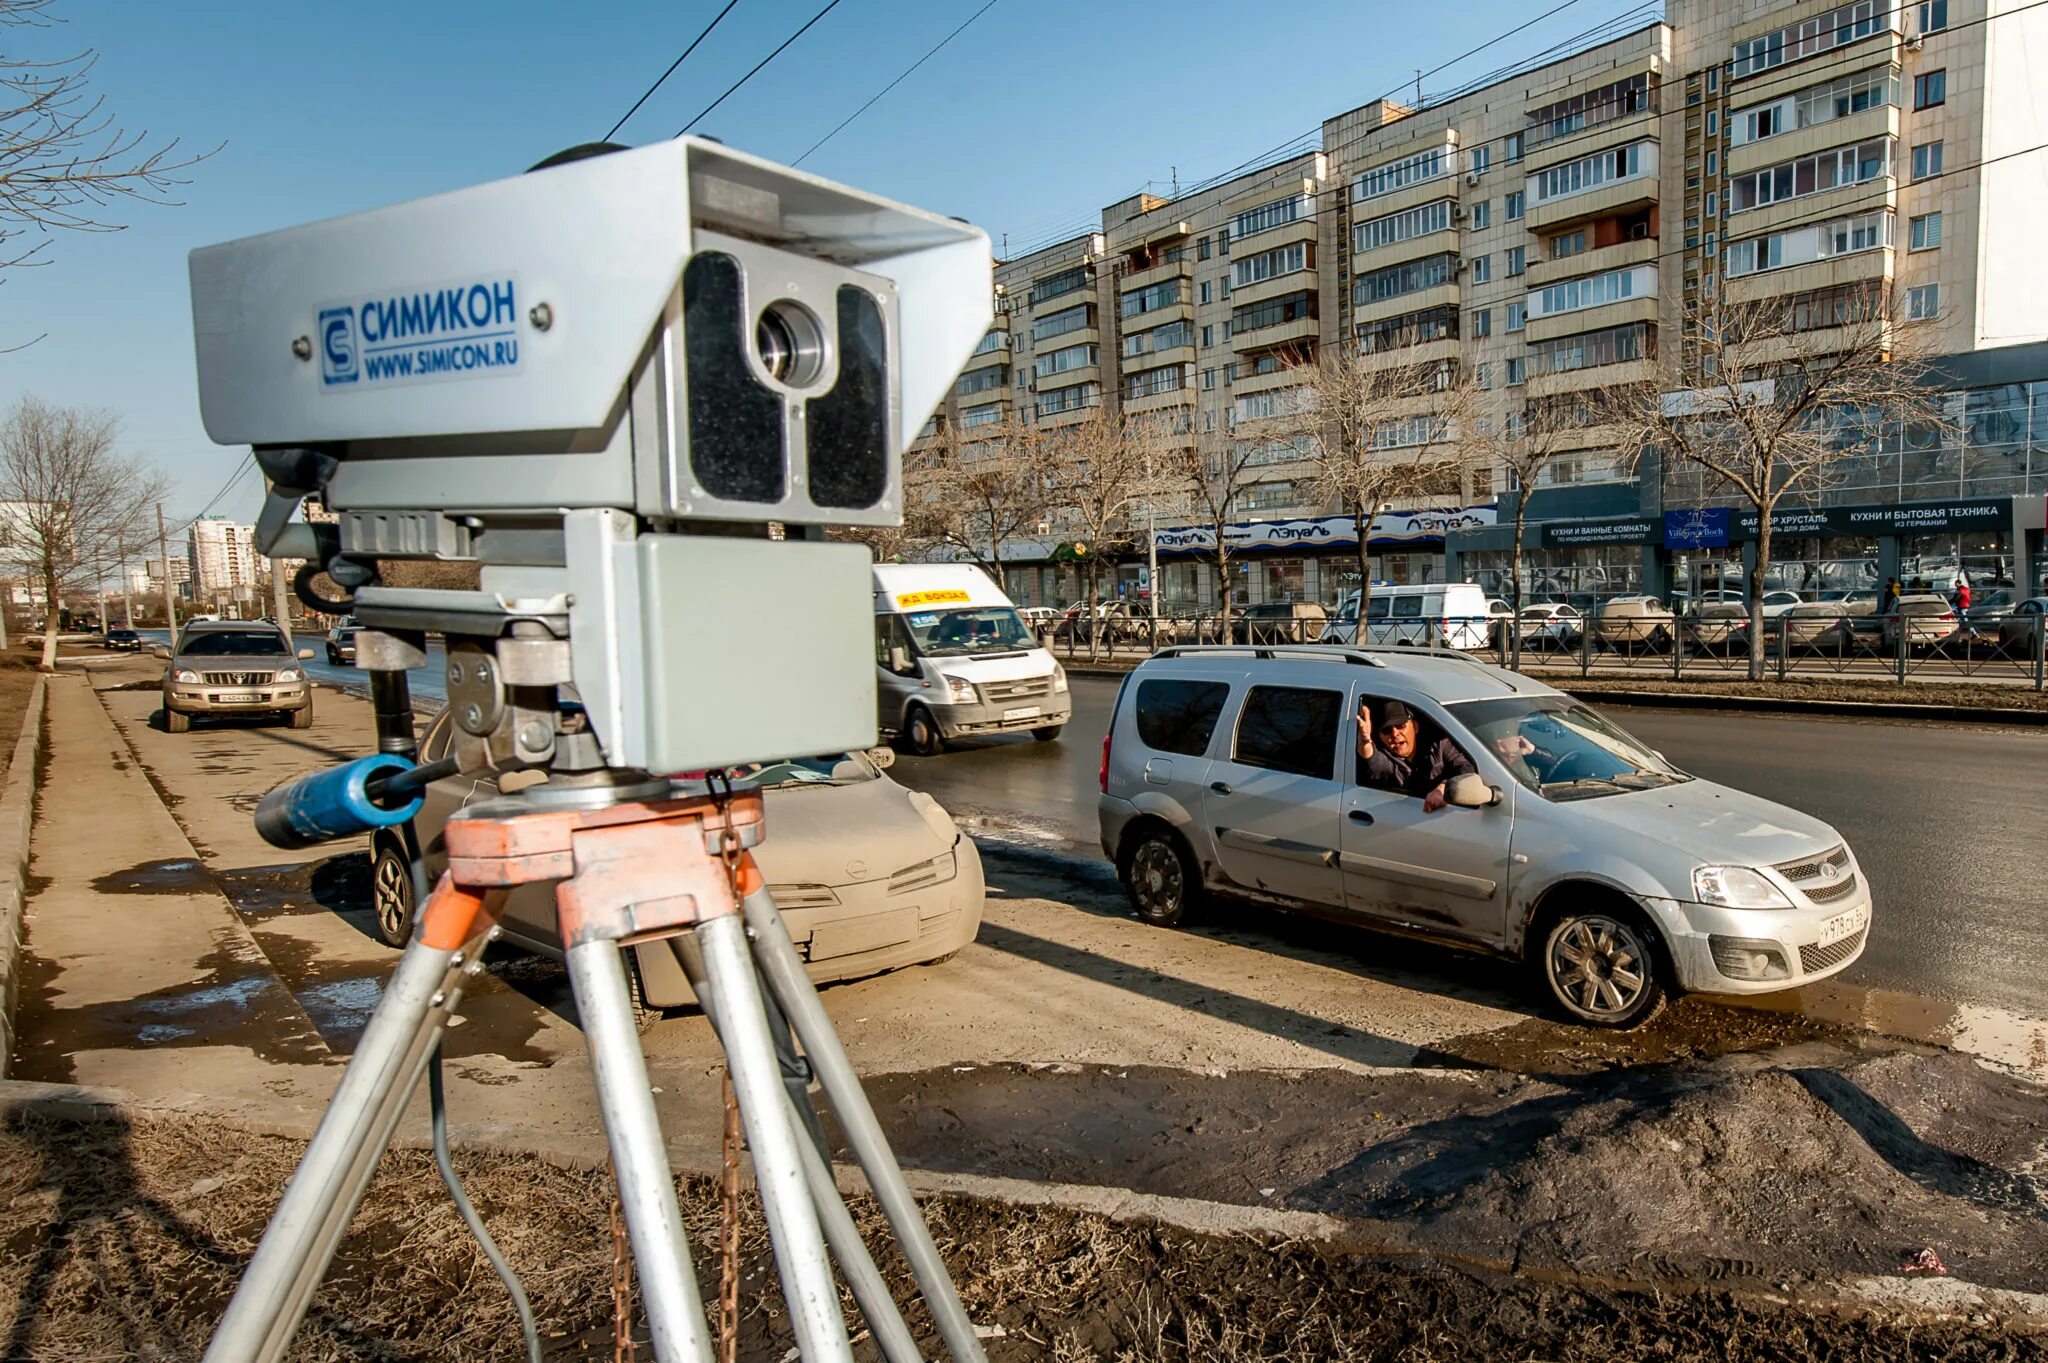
[319,306,358,385]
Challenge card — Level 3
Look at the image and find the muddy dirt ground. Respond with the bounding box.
[2,1107,2044,1363]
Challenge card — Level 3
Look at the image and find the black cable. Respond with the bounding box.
[604,0,746,142]
[676,0,850,137]
[430,1043,543,1363]
[793,0,1002,166]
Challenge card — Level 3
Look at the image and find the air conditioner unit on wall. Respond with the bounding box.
[1452,204,1467,220]
[1467,171,1483,186]
[1906,33,1924,49]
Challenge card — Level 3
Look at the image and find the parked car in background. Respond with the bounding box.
[381,714,984,1021]
[1516,602,1582,650]
[102,628,142,652]
[1882,595,1958,652]
[1962,587,2018,633]
[1016,606,1059,632]
[1780,603,1856,652]
[1100,646,1873,1028]
[1590,595,1675,649]
[154,621,316,733]
[325,619,360,665]
[1485,599,1515,649]
[1678,602,1750,654]
[1234,600,1328,644]
[1322,583,1493,649]
[1998,598,2048,656]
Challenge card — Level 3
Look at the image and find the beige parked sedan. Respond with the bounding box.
[374,712,984,1022]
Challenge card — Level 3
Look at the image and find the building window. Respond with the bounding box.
[1706,191,1718,217]
[1532,142,1652,203]
[1707,67,1720,95]
[1355,305,1458,354]
[1199,237,1212,260]
[1469,254,1492,283]
[1471,199,1491,229]
[1031,303,1092,343]
[1122,365,1187,399]
[1231,290,1316,335]
[1727,137,1892,214]
[1909,211,1943,250]
[1533,265,1650,317]
[1234,194,1311,240]
[1914,70,1946,109]
[1725,209,1892,276]
[1471,308,1492,338]
[1124,321,1191,358]
[1506,356,1526,385]
[1526,321,1653,376]
[1907,283,1940,319]
[1201,324,1213,347]
[1706,110,1719,137]
[1912,140,1944,179]
[1219,226,1230,254]
[1506,245,1526,276]
[1731,0,1898,79]
[1352,253,1457,306]
[1202,368,1216,390]
[1730,66,1898,146]
[1034,342,1098,378]
[1525,73,1654,147]
[1027,266,1089,305]
[961,403,1004,429]
[1505,191,1525,222]
[1120,279,1185,319]
[1706,150,1718,176]
[1353,199,1453,254]
[1476,362,1494,389]
[1470,145,1493,176]
[1919,0,1947,32]
[1353,144,1452,201]
[1506,301,1526,331]
[1232,241,1310,288]
[1199,280,1212,305]
[1550,229,1587,259]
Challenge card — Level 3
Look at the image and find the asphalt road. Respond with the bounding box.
[892,675,2048,1021]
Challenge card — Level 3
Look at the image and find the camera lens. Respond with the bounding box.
[753,301,825,388]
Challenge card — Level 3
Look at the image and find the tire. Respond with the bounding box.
[370,838,417,949]
[1538,908,1668,1028]
[1118,824,1199,928]
[165,707,190,734]
[290,705,314,730]
[1032,725,1063,742]
[899,705,944,757]
[326,645,340,664]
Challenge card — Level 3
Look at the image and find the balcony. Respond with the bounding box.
[1231,212,1318,253]
[1121,256,1193,295]
[1524,102,1660,174]
[1525,235,1657,288]
[1527,354,1658,399]
[1524,169,1660,234]
[1233,313,1320,356]
[1232,364,1311,398]
[1726,242,1894,307]
[1230,267,1318,311]
[1353,281,1460,327]
[1349,225,1461,277]
[1123,384,1194,416]
[1729,4,1904,87]
[1729,173,1897,241]
[1356,336,1462,370]
[1726,101,1899,178]
[1027,277,1095,315]
[1120,343,1196,375]
[1525,292,1658,345]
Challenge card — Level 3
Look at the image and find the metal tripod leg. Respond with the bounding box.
[203,883,499,1363]
[565,939,716,1363]
[669,939,923,1363]
[738,884,988,1363]
[696,914,855,1363]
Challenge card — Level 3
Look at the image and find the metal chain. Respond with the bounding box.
[708,770,744,1363]
[608,1164,638,1363]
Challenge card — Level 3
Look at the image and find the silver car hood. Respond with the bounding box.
[1559,777,1840,869]
[755,776,953,888]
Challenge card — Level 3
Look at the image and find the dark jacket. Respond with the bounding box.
[1360,731,1475,798]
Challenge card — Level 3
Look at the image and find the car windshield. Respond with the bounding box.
[1449,696,1691,801]
[727,753,878,788]
[178,630,289,657]
[904,606,1033,656]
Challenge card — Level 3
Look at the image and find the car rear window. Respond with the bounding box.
[1134,679,1229,757]
[1232,685,1341,781]
[1901,600,1951,615]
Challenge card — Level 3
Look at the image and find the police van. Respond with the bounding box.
[873,564,1070,755]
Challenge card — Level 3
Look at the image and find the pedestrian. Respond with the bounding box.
[1882,577,1902,616]
[1956,572,1973,636]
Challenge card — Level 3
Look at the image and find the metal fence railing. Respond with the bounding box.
[1035,608,2048,691]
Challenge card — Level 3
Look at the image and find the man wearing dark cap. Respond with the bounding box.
[1356,698,1476,812]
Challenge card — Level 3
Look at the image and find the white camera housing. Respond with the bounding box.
[189,138,991,528]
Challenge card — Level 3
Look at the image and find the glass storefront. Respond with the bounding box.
[1899,531,2015,591]
[1462,546,1645,604]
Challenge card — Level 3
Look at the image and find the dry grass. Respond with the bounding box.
[2,1109,2040,1361]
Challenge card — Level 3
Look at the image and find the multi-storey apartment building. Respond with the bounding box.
[188,516,260,601]
[916,0,2047,612]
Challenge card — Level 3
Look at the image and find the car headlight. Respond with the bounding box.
[273,668,303,683]
[943,675,976,704]
[1693,865,1791,909]
[1052,663,1068,693]
[172,668,200,683]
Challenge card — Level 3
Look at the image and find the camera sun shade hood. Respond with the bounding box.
[187,138,991,457]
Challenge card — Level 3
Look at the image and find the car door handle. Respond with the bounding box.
[1209,781,1232,795]
[1348,810,1374,825]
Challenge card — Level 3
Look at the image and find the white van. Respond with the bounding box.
[874,564,1071,755]
[1321,582,1493,649]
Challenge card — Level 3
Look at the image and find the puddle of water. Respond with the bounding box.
[1738,981,2048,1078]
[90,858,212,895]
[295,976,384,1038]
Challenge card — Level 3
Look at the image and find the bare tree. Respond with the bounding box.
[0,395,165,668]
[833,440,941,565]
[915,415,1052,591]
[1482,389,1596,666]
[0,0,214,321]
[1041,411,1177,658]
[1287,350,1478,619]
[1600,289,1948,679]
[1159,427,1274,640]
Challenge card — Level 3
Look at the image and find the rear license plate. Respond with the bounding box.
[1818,906,1867,947]
[1004,706,1041,720]
[215,693,261,703]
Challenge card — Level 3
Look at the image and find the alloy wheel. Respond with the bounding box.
[373,850,414,946]
[1130,839,1184,922]
[1548,915,1653,1018]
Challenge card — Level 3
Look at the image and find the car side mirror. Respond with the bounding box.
[1446,773,1500,809]
[150,645,171,660]
[888,645,911,675]
[296,647,316,660]
[865,745,897,770]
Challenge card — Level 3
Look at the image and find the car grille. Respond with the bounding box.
[977,676,1052,704]
[887,851,956,897]
[203,671,274,687]
[1800,928,1866,975]
[1803,874,1859,904]
[1775,846,1849,883]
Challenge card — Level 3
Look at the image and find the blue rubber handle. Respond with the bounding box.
[254,753,426,850]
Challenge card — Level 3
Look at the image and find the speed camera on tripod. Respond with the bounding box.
[189,137,990,529]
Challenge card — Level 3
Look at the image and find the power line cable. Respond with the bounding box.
[676,0,851,138]
[604,0,747,142]
[793,0,1002,166]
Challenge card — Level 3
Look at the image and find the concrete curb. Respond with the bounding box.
[2,1075,2044,1331]
[0,674,46,1078]
[1060,663,2048,725]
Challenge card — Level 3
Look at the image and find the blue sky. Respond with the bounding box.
[0,0,1657,524]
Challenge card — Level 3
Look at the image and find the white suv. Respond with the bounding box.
[1098,645,1872,1027]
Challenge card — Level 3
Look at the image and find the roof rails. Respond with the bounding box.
[1150,644,1388,667]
